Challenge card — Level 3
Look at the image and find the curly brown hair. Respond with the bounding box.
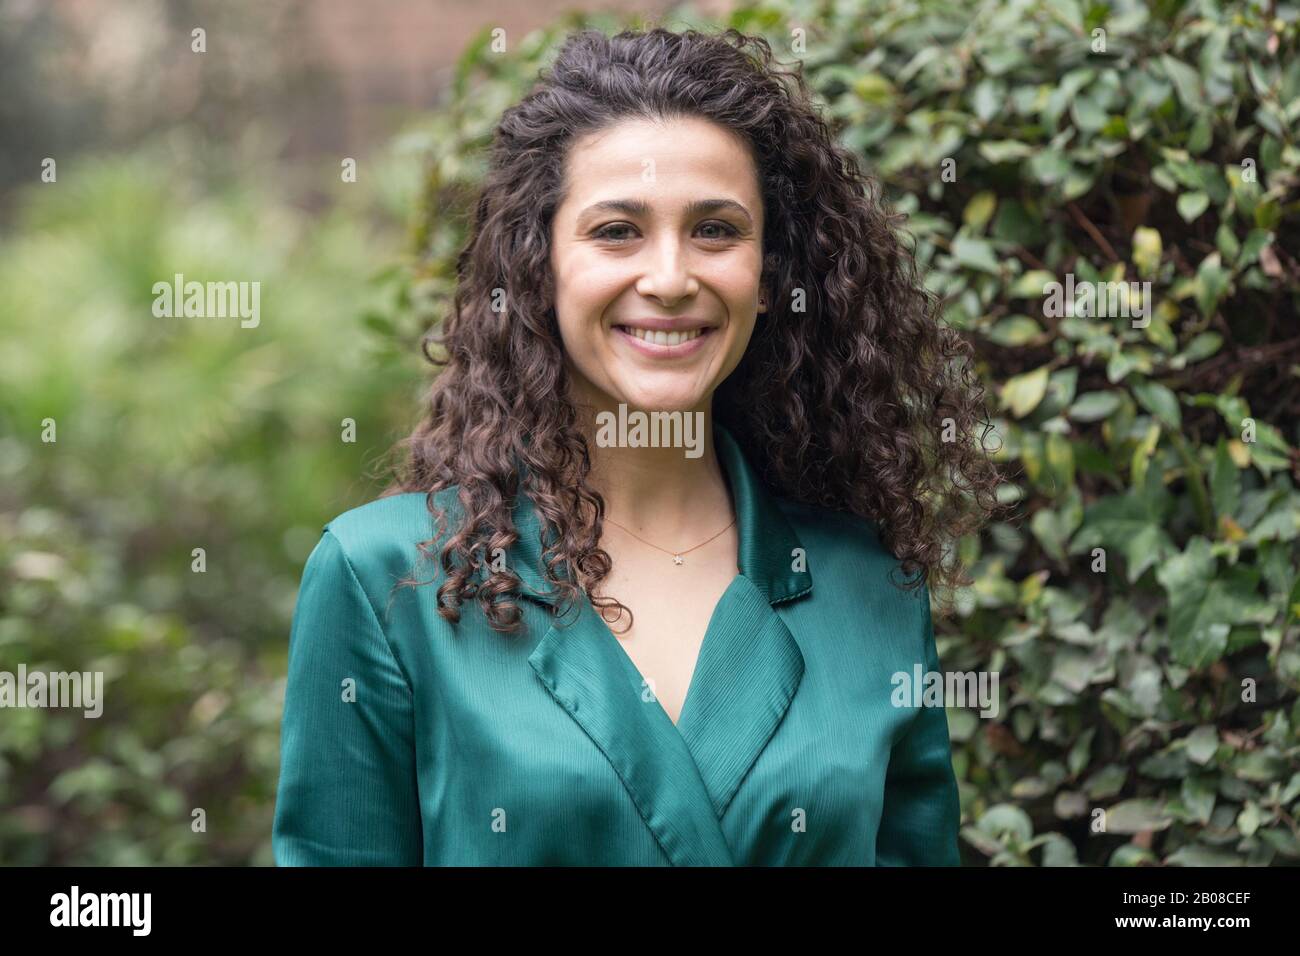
[379,25,1002,634]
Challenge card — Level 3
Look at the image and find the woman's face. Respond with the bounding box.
[549,115,767,418]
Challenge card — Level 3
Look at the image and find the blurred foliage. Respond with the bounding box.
[384,0,1300,865]
[3,0,1298,867]
[0,136,420,863]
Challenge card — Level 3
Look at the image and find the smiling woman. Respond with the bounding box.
[272,26,1003,867]
[552,115,765,419]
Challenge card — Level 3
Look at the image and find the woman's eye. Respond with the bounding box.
[697,221,739,240]
[592,221,739,242]
[593,223,636,241]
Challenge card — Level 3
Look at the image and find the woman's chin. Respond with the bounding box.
[604,389,707,416]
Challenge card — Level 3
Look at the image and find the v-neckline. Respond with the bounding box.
[532,565,807,831]
[521,422,814,852]
[592,571,745,734]
[592,432,743,733]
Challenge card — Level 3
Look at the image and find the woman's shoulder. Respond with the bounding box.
[773,495,929,595]
[322,489,446,545]
[773,496,934,649]
[773,495,890,563]
[307,488,459,591]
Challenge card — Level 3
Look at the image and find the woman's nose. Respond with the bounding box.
[636,236,699,303]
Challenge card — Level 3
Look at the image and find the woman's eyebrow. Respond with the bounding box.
[685,199,754,225]
[577,198,754,226]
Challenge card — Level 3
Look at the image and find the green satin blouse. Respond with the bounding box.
[272,423,962,866]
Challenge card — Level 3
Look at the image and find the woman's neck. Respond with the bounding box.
[573,400,735,542]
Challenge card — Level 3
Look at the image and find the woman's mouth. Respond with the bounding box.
[613,325,714,357]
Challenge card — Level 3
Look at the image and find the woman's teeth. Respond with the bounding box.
[619,326,706,346]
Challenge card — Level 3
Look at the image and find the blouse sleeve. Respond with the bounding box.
[875,587,962,866]
[272,528,423,865]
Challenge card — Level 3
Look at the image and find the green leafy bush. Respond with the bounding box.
[0,141,414,863]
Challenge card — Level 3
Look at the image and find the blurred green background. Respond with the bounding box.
[2,0,1298,865]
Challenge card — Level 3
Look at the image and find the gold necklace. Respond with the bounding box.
[602,514,736,565]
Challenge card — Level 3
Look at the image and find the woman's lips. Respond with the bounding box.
[613,325,714,358]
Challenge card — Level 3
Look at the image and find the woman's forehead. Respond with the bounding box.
[558,118,762,217]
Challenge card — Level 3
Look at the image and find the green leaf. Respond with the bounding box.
[1160,55,1202,112]
[1110,845,1159,866]
[851,71,896,105]
[979,140,1036,163]
[971,79,1003,123]
[1106,798,1173,834]
[1070,94,1108,132]
[1255,105,1284,138]
[1156,538,1271,668]
[962,191,998,231]
[1131,226,1163,278]
[1210,440,1240,519]
[1085,765,1128,800]
[1125,524,1169,583]
[977,803,1034,843]
[1236,229,1273,266]
[1195,252,1230,318]
[1187,113,1213,153]
[1068,391,1122,422]
[1031,486,1083,562]
[1237,802,1262,838]
[1106,349,1151,383]
[1246,420,1293,475]
[1180,776,1217,824]
[1040,834,1078,866]
[1028,150,1073,185]
[1233,748,1289,782]
[1258,826,1300,858]
[1131,379,1182,430]
[1165,844,1244,866]
[950,235,1002,274]
[1043,431,1075,493]
[1179,331,1223,364]
[1009,269,1056,298]
[1281,772,1300,805]
[1001,365,1050,418]
[1176,191,1210,222]
[986,315,1043,346]
[1185,726,1220,765]
[1254,197,1281,230]
[960,826,1005,857]
[1068,728,1095,777]
[1071,492,1175,581]
[1215,223,1240,261]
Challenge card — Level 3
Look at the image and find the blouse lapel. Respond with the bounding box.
[507,422,812,864]
[674,425,810,817]
[528,600,737,865]
[674,576,805,818]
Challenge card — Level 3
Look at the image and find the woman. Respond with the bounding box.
[273,26,1000,866]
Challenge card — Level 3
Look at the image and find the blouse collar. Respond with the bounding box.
[505,420,812,609]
